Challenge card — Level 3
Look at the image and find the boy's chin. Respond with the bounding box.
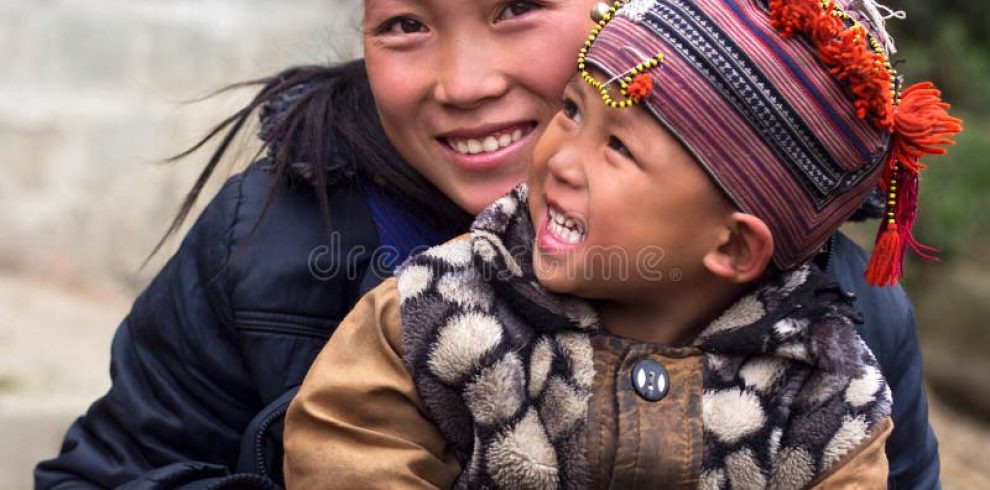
[535,274,569,295]
[533,261,598,298]
[532,257,576,295]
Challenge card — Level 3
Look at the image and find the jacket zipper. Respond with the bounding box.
[254,403,290,478]
[823,234,837,272]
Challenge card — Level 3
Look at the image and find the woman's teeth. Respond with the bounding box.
[548,206,586,245]
[448,128,524,155]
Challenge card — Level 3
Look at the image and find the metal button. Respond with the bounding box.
[631,359,670,402]
[590,2,612,23]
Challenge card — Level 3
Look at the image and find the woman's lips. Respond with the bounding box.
[437,122,536,172]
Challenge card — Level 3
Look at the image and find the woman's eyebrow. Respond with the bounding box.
[365,0,425,17]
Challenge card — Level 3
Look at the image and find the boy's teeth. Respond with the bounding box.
[448,128,525,155]
[549,207,584,232]
[548,220,585,245]
[547,208,586,245]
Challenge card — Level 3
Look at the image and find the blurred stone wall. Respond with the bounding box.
[0,0,362,296]
[0,1,359,487]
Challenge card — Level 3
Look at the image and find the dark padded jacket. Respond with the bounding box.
[35,166,941,489]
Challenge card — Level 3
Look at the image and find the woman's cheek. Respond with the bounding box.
[518,24,593,108]
[367,55,415,111]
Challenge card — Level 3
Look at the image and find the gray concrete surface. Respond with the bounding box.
[0,273,127,488]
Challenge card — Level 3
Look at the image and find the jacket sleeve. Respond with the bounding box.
[34,173,279,489]
[284,278,462,489]
[811,418,893,489]
[825,233,941,489]
[881,306,942,489]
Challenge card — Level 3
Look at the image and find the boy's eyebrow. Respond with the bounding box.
[602,98,636,134]
[565,76,586,102]
[571,73,640,142]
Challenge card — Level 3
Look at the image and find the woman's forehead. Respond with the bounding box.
[365,0,489,13]
[364,0,591,18]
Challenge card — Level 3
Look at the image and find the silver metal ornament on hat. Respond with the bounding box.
[591,2,611,22]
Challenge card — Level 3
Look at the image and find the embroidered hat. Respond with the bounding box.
[581,0,961,285]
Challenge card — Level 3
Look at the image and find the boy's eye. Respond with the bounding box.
[497,1,539,21]
[379,17,428,35]
[562,99,582,123]
[608,136,632,159]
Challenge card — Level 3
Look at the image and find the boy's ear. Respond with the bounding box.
[703,212,774,284]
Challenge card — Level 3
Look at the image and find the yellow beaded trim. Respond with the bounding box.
[822,0,902,222]
[822,0,900,103]
[886,165,898,227]
[578,1,666,109]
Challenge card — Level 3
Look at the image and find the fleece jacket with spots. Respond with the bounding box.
[285,184,893,489]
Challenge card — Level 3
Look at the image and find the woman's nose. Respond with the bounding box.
[433,36,510,108]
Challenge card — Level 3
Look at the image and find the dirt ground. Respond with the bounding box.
[1,271,988,489]
[929,396,990,489]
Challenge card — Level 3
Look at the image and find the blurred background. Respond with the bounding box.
[0,0,985,488]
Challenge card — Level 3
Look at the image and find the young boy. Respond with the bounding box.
[284,0,960,488]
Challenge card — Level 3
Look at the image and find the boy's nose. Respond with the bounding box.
[546,146,586,189]
[433,37,510,108]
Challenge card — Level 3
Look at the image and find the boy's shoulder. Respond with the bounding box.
[697,265,893,486]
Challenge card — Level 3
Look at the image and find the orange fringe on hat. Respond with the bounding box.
[769,0,963,286]
[770,0,894,130]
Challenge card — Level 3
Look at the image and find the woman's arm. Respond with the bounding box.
[34,174,276,489]
[284,278,461,489]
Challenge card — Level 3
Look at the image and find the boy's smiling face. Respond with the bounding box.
[528,72,736,300]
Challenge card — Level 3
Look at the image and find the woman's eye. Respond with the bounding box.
[608,136,632,159]
[562,99,582,123]
[497,1,539,21]
[379,17,427,35]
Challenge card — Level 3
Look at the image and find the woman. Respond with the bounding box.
[36,0,940,488]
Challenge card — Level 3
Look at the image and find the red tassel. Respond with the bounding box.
[866,83,962,286]
[895,170,940,260]
[866,222,903,287]
[891,82,964,174]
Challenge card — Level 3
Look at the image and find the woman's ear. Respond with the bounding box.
[702,212,774,284]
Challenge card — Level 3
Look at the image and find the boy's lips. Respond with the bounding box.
[436,122,536,172]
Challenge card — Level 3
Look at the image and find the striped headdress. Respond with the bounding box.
[581,0,961,285]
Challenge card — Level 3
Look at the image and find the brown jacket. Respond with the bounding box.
[284,278,891,489]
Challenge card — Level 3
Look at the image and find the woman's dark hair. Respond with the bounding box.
[149,59,471,259]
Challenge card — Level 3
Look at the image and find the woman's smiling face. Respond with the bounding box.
[363,0,598,214]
